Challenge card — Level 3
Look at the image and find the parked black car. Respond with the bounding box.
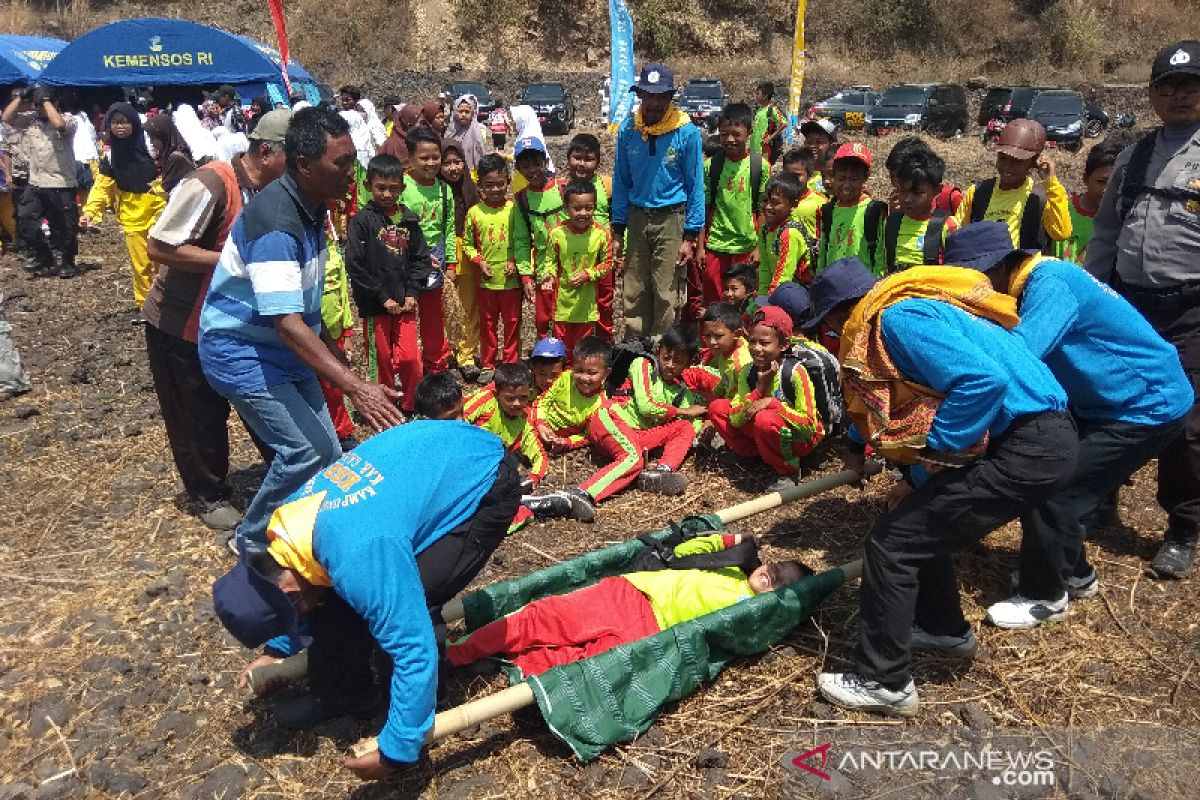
[678,78,728,131]
[806,86,881,130]
[980,85,1108,141]
[440,81,497,122]
[1027,90,1087,151]
[866,84,969,137]
[520,82,574,135]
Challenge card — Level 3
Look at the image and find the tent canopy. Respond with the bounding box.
[40,17,315,90]
[0,33,67,85]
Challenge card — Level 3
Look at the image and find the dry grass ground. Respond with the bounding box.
[0,128,1197,799]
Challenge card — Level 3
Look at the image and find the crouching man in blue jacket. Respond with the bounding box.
[212,390,519,780]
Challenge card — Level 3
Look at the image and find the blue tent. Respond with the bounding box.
[0,33,67,85]
[40,17,317,97]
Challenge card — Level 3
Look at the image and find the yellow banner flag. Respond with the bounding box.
[787,0,807,123]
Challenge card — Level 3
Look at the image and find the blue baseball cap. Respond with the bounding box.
[530,336,567,360]
[768,282,813,328]
[804,257,878,329]
[514,136,546,157]
[943,222,1039,272]
[630,63,675,94]
[212,552,299,648]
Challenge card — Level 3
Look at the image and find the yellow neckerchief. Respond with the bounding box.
[265,492,333,587]
[1007,254,1054,300]
[633,104,690,141]
[840,266,1020,466]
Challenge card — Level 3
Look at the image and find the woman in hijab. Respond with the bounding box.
[380,104,421,167]
[358,98,389,150]
[440,139,482,379]
[81,103,170,308]
[418,101,446,135]
[172,104,217,164]
[144,113,196,193]
[444,94,488,173]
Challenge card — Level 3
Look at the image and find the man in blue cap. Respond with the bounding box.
[953,222,1192,627]
[212,419,520,780]
[805,256,1076,717]
[612,63,706,339]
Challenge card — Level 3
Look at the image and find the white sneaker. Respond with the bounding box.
[1009,569,1099,600]
[910,625,979,659]
[986,593,1068,629]
[816,671,918,717]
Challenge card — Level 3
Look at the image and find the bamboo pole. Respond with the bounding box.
[441,462,880,624]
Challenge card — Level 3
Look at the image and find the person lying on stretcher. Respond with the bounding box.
[446,533,808,677]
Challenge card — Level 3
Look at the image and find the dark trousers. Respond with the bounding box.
[144,325,272,508]
[1140,304,1200,540]
[1018,415,1186,600]
[855,412,1078,689]
[307,453,521,699]
[17,185,78,268]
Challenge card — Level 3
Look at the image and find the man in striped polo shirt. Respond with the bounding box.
[198,106,404,555]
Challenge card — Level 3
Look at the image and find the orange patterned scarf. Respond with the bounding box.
[839,266,1020,466]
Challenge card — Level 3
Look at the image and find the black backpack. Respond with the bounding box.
[605,339,692,406]
[819,198,888,275]
[968,177,1049,252]
[884,210,949,272]
[631,518,762,575]
[747,339,846,436]
[708,151,765,214]
[1118,128,1200,222]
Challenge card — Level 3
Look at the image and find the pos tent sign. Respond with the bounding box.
[39,17,316,93]
[0,34,67,85]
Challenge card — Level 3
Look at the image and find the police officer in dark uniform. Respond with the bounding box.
[1086,40,1200,579]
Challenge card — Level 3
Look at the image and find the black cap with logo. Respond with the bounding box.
[1151,41,1200,85]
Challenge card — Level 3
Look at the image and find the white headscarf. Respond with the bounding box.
[172,104,217,162]
[358,98,389,149]
[292,100,312,112]
[213,128,249,162]
[70,111,99,162]
[508,105,555,172]
[339,109,373,168]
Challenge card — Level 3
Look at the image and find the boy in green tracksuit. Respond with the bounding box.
[884,148,959,272]
[782,147,828,248]
[584,325,711,502]
[758,173,811,291]
[400,126,454,373]
[446,531,806,677]
[696,103,770,313]
[563,134,617,339]
[1054,143,1117,264]
[752,81,788,161]
[541,180,614,361]
[513,137,565,338]
[815,142,888,276]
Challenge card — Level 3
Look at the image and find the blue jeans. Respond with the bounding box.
[225,377,341,548]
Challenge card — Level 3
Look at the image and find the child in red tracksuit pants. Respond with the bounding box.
[711,306,824,487]
[583,326,708,501]
[465,155,532,377]
[344,156,431,413]
[446,532,805,676]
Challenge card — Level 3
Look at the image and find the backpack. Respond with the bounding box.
[748,339,846,435]
[515,183,565,245]
[968,177,1049,252]
[933,183,963,214]
[630,517,762,575]
[1118,128,1200,222]
[819,198,888,274]
[708,151,765,214]
[884,210,949,272]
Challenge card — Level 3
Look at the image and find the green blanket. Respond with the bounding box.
[458,516,848,761]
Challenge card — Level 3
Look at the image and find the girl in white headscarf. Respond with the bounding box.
[358,98,389,150]
[172,104,218,163]
[508,104,555,173]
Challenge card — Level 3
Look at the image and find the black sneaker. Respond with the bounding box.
[522,492,573,519]
[57,262,78,279]
[563,486,596,523]
[1148,537,1197,579]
